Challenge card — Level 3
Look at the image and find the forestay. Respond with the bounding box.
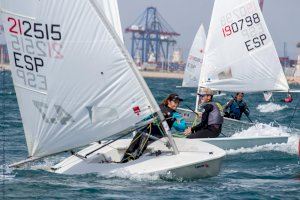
[1,0,158,157]
[199,0,289,92]
[182,24,206,87]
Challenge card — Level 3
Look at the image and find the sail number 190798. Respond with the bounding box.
[221,13,261,37]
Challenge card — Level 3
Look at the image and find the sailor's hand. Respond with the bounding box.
[196,111,201,116]
[184,127,192,136]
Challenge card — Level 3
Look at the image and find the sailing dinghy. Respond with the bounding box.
[2,0,225,179]
[181,24,206,88]
[177,0,288,149]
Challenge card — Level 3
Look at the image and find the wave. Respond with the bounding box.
[256,102,288,113]
[227,123,300,155]
[0,164,16,180]
[103,169,162,181]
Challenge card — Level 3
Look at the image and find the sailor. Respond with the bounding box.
[283,93,293,103]
[224,92,250,120]
[159,93,187,132]
[184,88,224,138]
[121,93,186,163]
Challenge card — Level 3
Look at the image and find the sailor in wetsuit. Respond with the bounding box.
[121,93,186,163]
[184,88,224,138]
[224,92,250,120]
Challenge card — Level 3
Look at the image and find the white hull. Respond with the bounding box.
[199,136,288,150]
[52,138,225,179]
[177,108,288,149]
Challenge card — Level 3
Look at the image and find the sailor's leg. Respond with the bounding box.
[121,130,146,163]
[187,128,217,138]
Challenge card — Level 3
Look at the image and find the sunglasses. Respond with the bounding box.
[199,94,208,97]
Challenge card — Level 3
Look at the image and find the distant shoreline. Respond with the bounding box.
[286,76,300,84]
[140,70,183,79]
[0,64,9,70]
[1,64,299,84]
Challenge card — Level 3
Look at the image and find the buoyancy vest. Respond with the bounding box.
[229,100,246,119]
[201,102,224,125]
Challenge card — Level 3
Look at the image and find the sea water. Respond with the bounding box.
[1,71,300,199]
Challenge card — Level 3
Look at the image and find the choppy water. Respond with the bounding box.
[1,71,300,199]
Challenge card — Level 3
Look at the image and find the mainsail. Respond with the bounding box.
[199,0,289,92]
[95,0,123,42]
[1,0,160,157]
[182,24,206,87]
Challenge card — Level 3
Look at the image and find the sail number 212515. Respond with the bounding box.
[8,17,61,41]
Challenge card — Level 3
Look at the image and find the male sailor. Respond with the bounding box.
[184,88,224,138]
[224,92,250,120]
[121,93,186,163]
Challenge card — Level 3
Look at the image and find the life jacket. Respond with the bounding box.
[215,102,224,116]
[229,100,246,119]
[159,104,176,128]
[201,102,224,125]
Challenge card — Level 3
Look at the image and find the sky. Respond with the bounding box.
[118,0,300,60]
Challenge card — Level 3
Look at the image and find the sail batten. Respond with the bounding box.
[199,0,289,93]
[15,84,48,95]
[1,0,158,157]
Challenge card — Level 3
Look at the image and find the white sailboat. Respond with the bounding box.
[2,0,225,179]
[181,24,206,88]
[179,23,224,112]
[178,0,288,149]
[199,0,289,92]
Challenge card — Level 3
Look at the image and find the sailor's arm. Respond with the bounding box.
[172,112,187,132]
[224,99,234,110]
[243,102,250,116]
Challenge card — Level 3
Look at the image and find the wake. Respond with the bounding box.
[227,123,300,155]
[257,102,288,113]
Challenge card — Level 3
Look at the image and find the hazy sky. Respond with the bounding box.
[118,0,300,60]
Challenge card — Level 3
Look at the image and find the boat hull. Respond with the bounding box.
[199,136,288,150]
[52,138,226,179]
[177,107,288,150]
[166,156,223,179]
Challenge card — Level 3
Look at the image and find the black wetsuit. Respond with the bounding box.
[120,104,175,163]
[187,103,223,138]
